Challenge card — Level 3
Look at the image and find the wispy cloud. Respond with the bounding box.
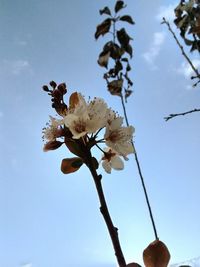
[0,59,31,75]
[142,31,166,68]
[156,3,176,23]
[21,263,32,267]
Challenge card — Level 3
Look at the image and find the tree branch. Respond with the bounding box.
[164,108,200,121]
[162,17,200,87]
[86,152,127,267]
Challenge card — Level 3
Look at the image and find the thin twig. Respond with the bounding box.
[120,95,159,240]
[86,151,127,267]
[164,108,200,121]
[162,17,200,86]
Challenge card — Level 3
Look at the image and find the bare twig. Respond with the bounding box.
[164,108,200,121]
[86,151,127,267]
[162,17,200,87]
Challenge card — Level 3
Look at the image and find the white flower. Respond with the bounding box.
[104,117,134,156]
[42,116,63,141]
[64,93,108,139]
[101,147,124,174]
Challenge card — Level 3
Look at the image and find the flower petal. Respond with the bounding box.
[111,155,124,170]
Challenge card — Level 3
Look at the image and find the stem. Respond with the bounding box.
[86,152,127,267]
[120,94,159,240]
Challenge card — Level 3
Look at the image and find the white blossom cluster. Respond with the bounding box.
[43,93,134,173]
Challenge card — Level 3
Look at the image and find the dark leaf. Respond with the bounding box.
[98,50,110,68]
[95,18,112,39]
[99,6,111,16]
[117,28,132,47]
[61,157,83,174]
[143,239,170,267]
[125,89,133,101]
[65,139,84,157]
[125,43,133,58]
[115,60,123,75]
[103,41,124,59]
[126,63,131,72]
[107,79,123,96]
[43,141,63,152]
[121,57,128,62]
[115,1,125,13]
[120,15,135,24]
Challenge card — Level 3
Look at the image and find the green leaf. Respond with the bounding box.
[115,1,125,13]
[120,15,135,25]
[61,157,83,174]
[99,6,111,16]
[95,18,112,39]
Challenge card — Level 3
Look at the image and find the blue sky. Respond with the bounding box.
[0,0,200,266]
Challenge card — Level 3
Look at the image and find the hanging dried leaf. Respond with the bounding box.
[115,1,125,13]
[125,44,133,58]
[61,157,83,174]
[117,28,132,47]
[99,6,111,16]
[143,239,170,267]
[120,15,135,25]
[43,141,63,152]
[98,50,111,68]
[95,18,112,39]
[107,79,123,96]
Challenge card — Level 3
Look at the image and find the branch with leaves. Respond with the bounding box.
[95,0,161,243]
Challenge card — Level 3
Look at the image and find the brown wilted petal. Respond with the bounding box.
[143,239,170,267]
[43,141,63,152]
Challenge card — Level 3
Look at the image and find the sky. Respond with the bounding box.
[0,0,200,267]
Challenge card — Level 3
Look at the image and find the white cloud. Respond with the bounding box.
[156,3,176,23]
[142,31,166,68]
[0,59,31,75]
[176,59,200,78]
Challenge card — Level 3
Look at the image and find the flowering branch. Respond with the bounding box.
[42,81,134,266]
[164,108,200,121]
